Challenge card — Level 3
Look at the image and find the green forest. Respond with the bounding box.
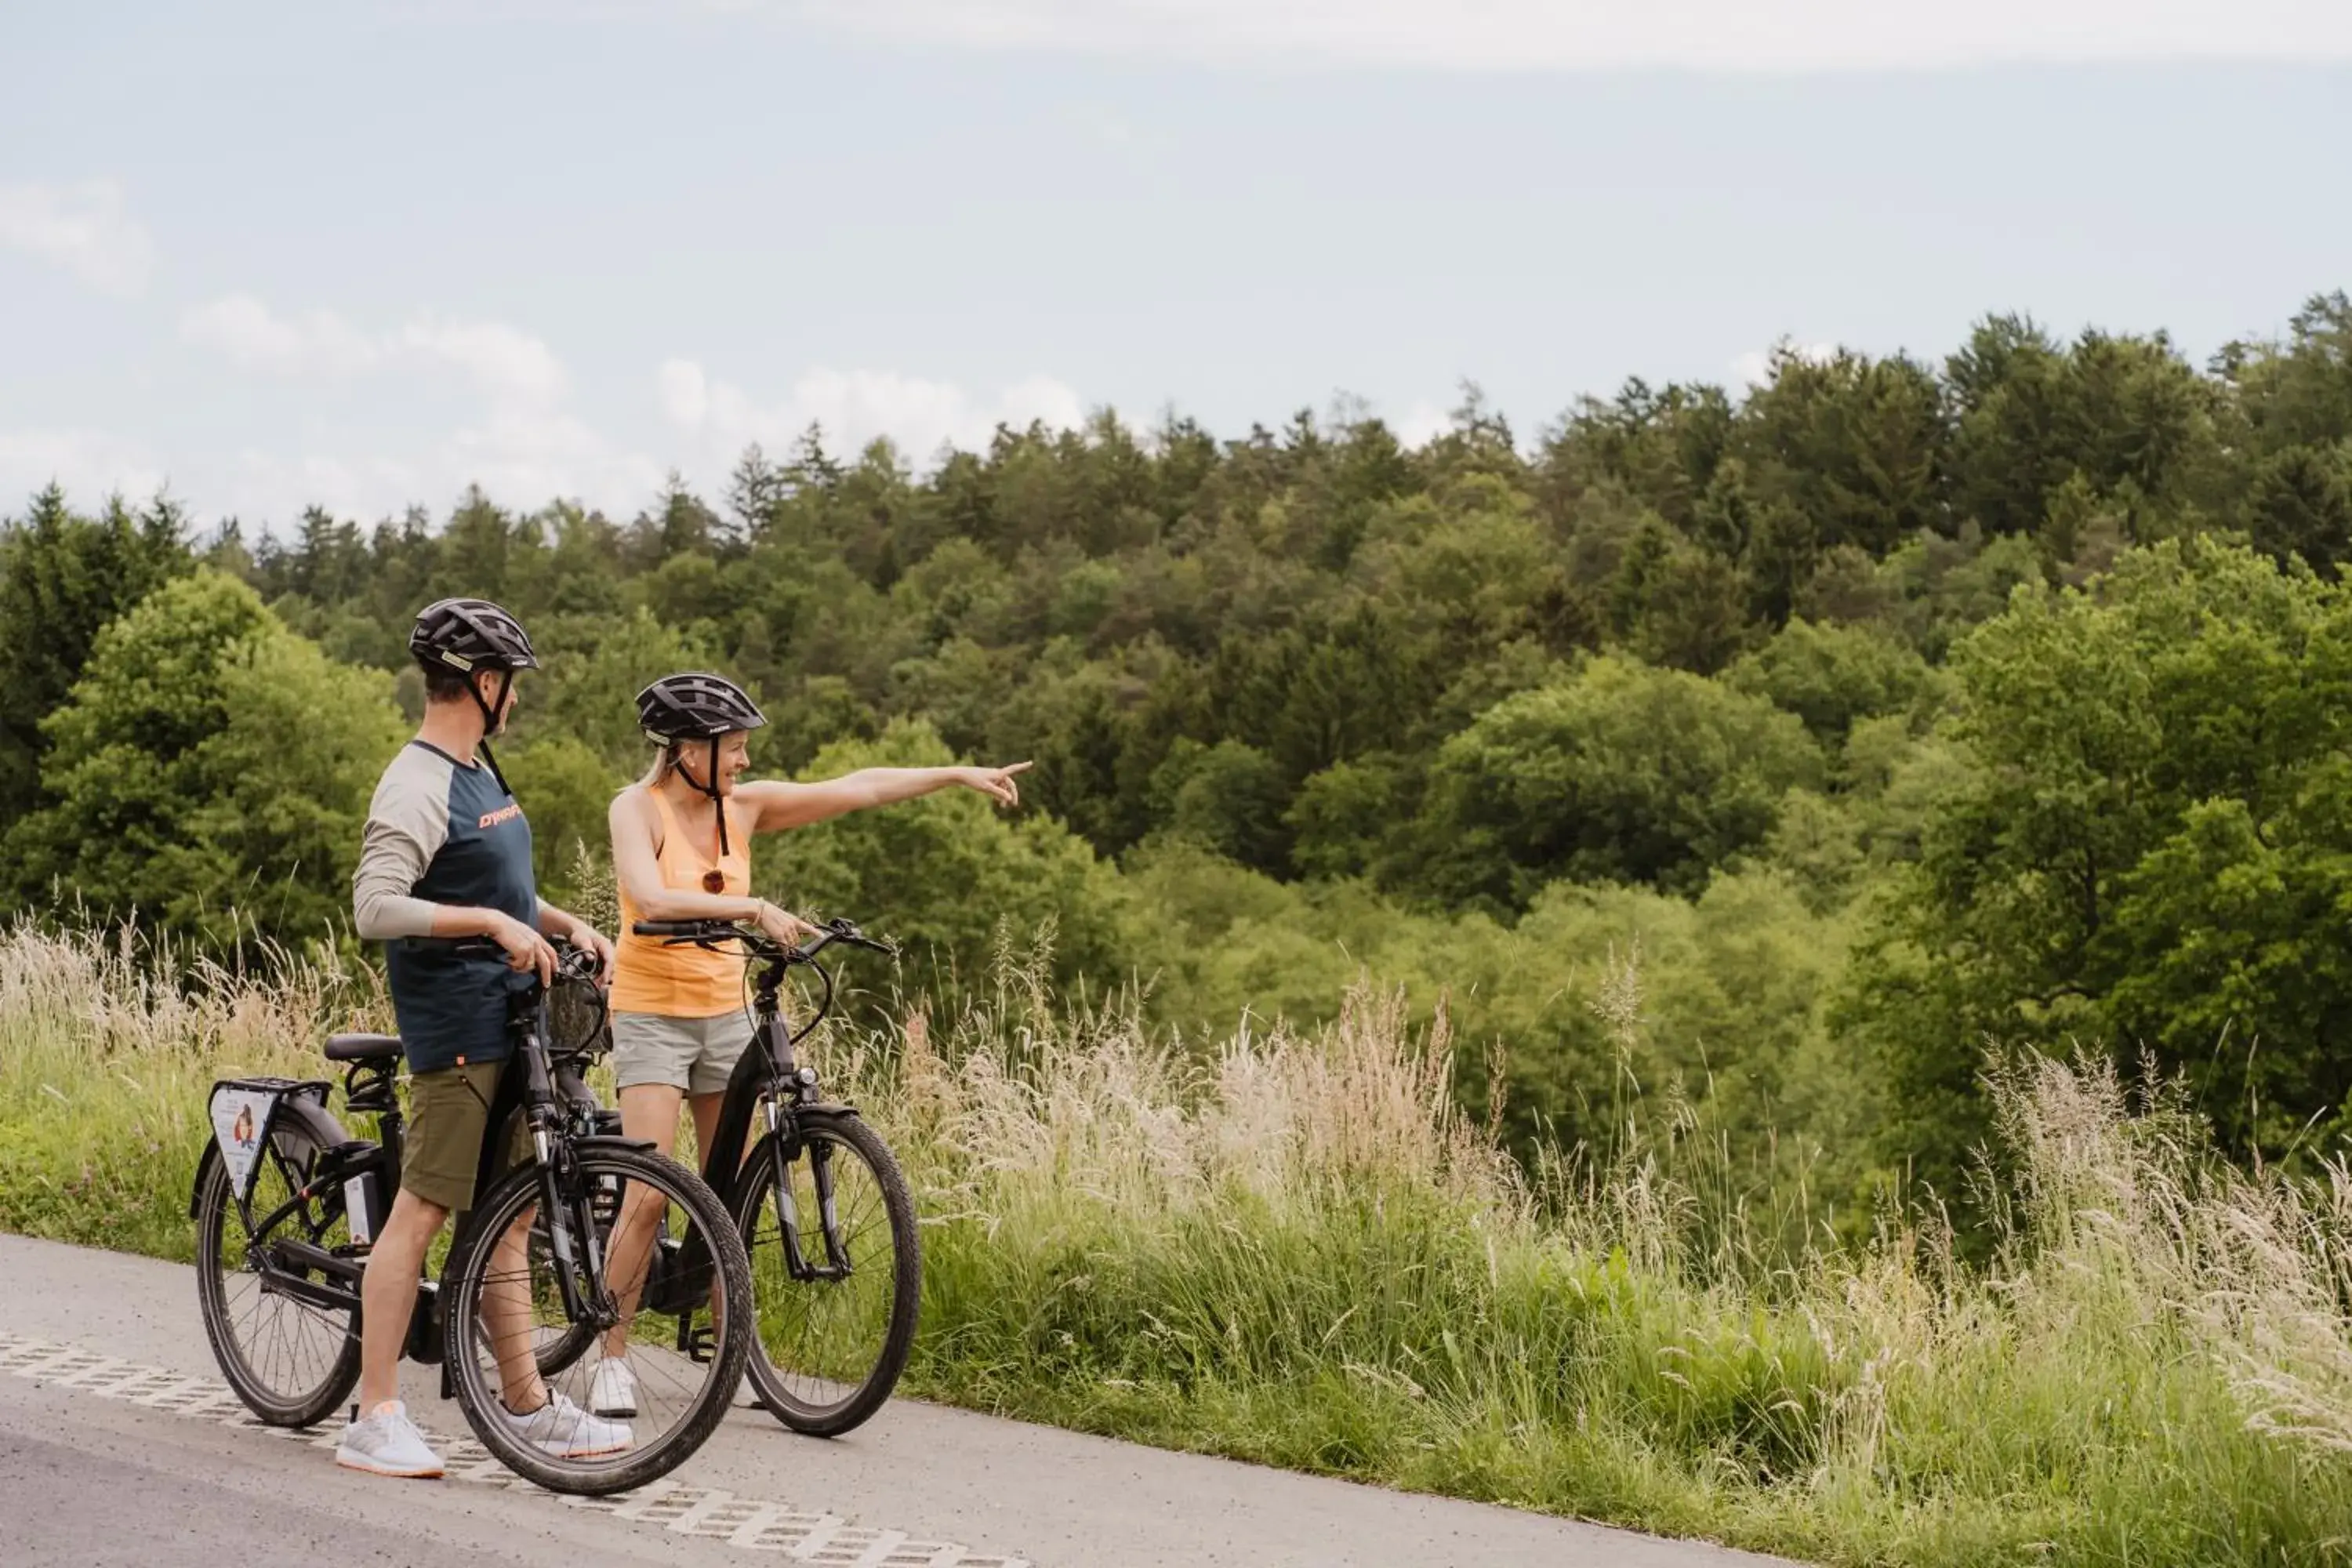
[9,290,2352,1233]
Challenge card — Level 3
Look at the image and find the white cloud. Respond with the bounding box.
[438,404,668,513]
[400,316,569,405]
[779,0,2352,71]
[209,450,408,524]
[1733,339,1839,389]
[182,296,568,405]
[111,291,1091,526]
[165,292,641,521]
[0,428,170,512]
[0,181,154,298]
[181,295,383,376]
[1392,399,1452,448]
[663,358,1087,463]
[657,358,710,427]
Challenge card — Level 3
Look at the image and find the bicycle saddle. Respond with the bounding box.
[324,1033,403,1062]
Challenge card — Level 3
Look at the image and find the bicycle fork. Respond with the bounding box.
[764,1097,854,1281]
[535,1126,615,1328]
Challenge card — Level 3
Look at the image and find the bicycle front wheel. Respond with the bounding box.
[443,1146,752,1495]
[736,1115,920,1436]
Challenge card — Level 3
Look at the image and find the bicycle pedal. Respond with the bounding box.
[681,1321,717,1364]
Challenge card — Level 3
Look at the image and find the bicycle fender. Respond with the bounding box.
[571,1134,659,1156]
[188,1139,222,1218]
[271,1094,351,1151]
[747,1104,861,1163]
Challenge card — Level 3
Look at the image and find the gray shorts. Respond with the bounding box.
[612,1010,753,1097]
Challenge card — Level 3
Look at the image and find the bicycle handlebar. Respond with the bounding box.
[629,916,896,964]
[445,934,606,984]
[630,920,716,940]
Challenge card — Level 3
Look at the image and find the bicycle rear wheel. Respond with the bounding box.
[194,1132,362,1426]
[735,1115,920,1436]
[442,1145,751,1495]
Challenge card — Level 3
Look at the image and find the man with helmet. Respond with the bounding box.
[338,597,623,1479]
[587,669,1028,1417]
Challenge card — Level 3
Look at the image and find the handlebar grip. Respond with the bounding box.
[631,920,729,938]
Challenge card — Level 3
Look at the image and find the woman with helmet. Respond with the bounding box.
[590,669,1028,1417]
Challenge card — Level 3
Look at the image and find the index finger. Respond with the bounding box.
[1000,760,1034,776]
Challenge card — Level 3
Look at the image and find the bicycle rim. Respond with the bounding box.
[736,1118,920,1435]
[194,1138,361,1426]
[443,1147,751,1495]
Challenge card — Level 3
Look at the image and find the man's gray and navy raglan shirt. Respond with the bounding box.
[352,740,539,1073]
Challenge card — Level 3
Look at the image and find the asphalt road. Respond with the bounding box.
[0,1232,1795,1568]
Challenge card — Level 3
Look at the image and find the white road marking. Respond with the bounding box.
[0,1330,1029,1568]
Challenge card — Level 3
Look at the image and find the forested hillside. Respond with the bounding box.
[9,293,2352,1226]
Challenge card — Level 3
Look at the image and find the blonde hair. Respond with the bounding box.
[637,744,679,789]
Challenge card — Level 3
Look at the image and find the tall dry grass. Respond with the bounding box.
[0,924,377,1253]
[4,918,2351,1564]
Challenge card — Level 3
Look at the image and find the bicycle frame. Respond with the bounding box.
[209,956,630,1370]
[704,967,858,1279]
[634,920,884,1287]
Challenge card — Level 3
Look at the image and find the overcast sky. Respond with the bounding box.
[4,1,2349,531]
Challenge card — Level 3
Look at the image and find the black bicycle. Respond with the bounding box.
[191,940,755,1495]
[629,916,921,1436]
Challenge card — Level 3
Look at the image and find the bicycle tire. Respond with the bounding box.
[736,1115,921,1436]
[441,1145,752,1496]
[194,1132,362,1427]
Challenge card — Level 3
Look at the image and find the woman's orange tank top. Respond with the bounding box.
[611,787,753,1018]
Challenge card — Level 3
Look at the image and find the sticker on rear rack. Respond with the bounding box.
[209,1085,282,1203]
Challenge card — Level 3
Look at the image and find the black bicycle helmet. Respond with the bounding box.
[637,672,768,855]
[408,597,540,674]
[636,671,768,742]
[409,597,538,793]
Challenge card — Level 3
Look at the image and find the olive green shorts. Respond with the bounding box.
[401,1060,528,1214]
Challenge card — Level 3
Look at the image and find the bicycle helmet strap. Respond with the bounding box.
[710,737,731,858]
[467,667,515,797]
[672,735,731,858]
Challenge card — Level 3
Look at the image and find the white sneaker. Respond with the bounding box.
[590,1357,637,1418]
[335,1400,445,1478]
[503,1389,632,1457]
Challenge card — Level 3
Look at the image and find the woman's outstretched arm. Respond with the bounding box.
[742,761,1031,833]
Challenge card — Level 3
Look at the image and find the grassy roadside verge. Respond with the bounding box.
[4,924,2350,1566]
